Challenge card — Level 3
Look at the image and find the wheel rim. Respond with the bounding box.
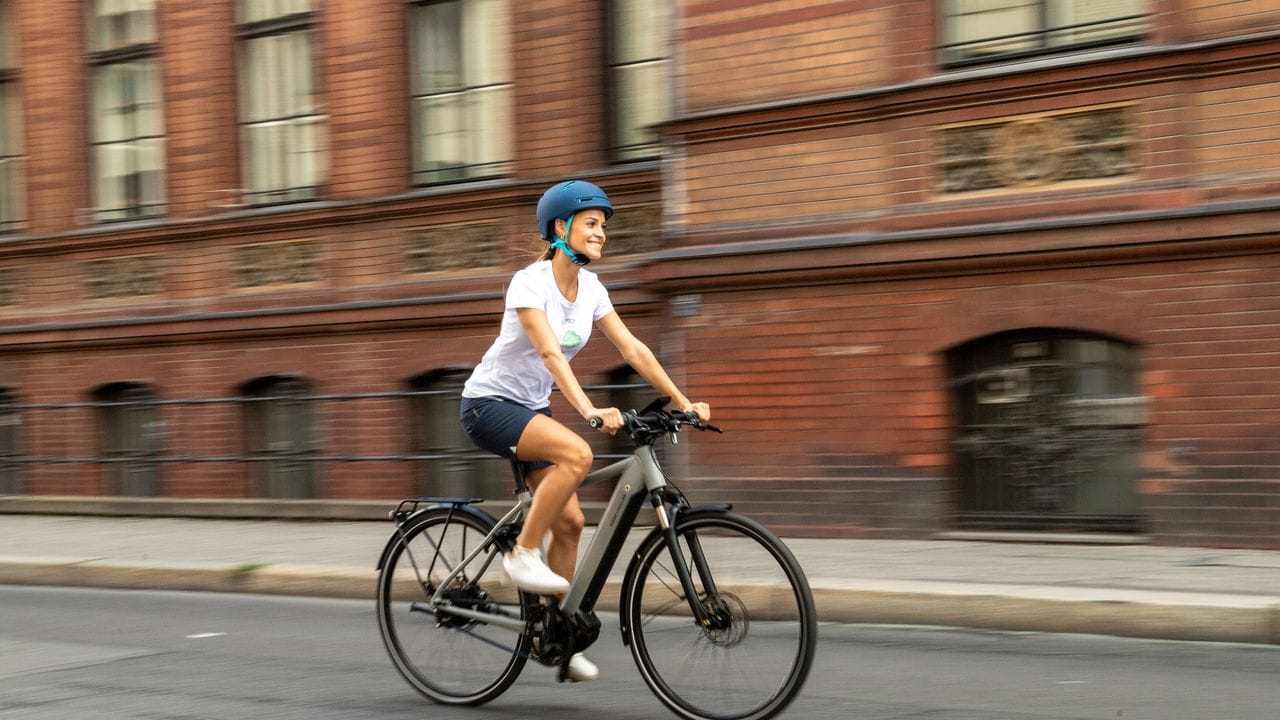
[377,512,530,703]
[628,516,815,720]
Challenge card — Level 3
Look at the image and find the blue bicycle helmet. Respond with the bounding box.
[536,180,614,240]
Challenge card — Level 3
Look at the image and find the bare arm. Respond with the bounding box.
[516,307,625,433]
[596,311,710,420]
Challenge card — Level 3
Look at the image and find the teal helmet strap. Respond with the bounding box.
[550,213,590,266]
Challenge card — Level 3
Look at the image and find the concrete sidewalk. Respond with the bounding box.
[1,511,1278,645]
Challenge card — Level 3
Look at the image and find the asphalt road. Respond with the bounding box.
[2,586,1278,720]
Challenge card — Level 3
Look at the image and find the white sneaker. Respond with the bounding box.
[566,653,599,682]
[503,545,570,595]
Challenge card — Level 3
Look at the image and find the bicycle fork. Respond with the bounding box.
[651,494,729,630]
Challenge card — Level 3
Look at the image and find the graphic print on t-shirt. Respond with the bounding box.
[560,329,583,349]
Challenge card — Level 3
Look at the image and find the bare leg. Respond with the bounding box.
[514,414,592,565]
[527,465,586,582]
[514,416,600,679]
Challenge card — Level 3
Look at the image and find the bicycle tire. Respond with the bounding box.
[622,510,817,720]
[376,507,533,705]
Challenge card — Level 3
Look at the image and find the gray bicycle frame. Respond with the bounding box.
[424,444,670,632]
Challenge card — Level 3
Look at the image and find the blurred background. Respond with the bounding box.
[0,0,1276,548]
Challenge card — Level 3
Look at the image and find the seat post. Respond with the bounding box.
[509,458,530,495]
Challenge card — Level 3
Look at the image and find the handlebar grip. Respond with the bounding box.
[589,416,603,429]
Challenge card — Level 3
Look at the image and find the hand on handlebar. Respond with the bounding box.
[682,402,711,422]
[586,407,625,435]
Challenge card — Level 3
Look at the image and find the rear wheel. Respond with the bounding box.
[623,511,817,720]
[376,508,533,705]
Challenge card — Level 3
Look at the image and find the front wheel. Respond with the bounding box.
[622,511,817,720]
[376,507,534,705]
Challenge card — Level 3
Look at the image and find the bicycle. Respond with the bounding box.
[375,398,817,720]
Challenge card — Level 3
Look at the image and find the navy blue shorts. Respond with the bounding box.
[460,396,553,474]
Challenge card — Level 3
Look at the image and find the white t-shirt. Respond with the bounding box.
[462,260,615,408]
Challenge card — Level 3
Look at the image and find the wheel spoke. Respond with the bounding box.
[377,509,532,705]
[625,513,816,720]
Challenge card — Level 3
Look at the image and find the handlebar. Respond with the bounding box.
[589,405,723,441]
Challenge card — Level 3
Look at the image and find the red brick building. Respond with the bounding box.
[1,1,1277,547]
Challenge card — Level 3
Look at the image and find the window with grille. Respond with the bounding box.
[242,375,319,498]
[409,369,506,498]
[237,0,324,205]
[939,0,1146,67]
[949,329,1144,532]
[408,0,512,185]
[94,382,163,496]
[607,0,670,162]
[0,389,20,494]
[87,0,166,222]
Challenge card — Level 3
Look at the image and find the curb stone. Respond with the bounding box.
[2,559,1278,646]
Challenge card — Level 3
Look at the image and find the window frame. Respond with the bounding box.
[0,67,23,235]
[938,0,1147,69]
[605,0,671,163]
[235,2,325,206]
[406,0,513,186]
[85,0,167,223]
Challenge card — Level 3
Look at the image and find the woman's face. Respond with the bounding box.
[560,209,608,262]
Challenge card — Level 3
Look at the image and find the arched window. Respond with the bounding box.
[949,329,1144,532]
[242,375,317,498]
[93,381,162,496]
[408,369,506,498]
[0,388,20,494]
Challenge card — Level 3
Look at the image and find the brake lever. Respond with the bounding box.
[672,412,724,434]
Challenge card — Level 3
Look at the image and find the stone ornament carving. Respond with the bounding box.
[406,222,503,274]
[84,256,162,298]
[992,118,1067,186]
[235,242,317,287]
[937,105,1136,194]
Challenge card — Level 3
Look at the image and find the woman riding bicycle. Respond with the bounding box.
[459,179,710,682]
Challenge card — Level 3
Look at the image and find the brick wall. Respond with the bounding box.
[663,249,1280,539]
[1192,66,1280,181]
[1182,0,1280,39]
[2,1,1279,547]
[512,0,608,177]
[160,0,239,218]
[682,0,896,112]
[18,0,88,234]
[320,0,410,199]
